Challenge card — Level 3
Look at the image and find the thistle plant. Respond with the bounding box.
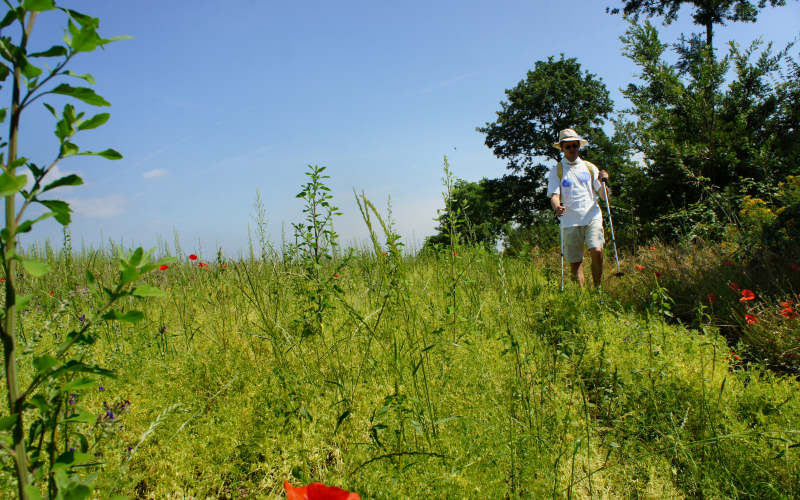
[0,3,169,498]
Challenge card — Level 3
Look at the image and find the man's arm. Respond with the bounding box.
[551,193,565,216]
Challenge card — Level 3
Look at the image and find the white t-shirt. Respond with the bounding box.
[547,157,603,227]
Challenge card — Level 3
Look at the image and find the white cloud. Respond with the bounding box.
[143,168,167,179]
[65,195,126,218]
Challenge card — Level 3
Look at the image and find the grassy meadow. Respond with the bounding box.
[1,224,799,499]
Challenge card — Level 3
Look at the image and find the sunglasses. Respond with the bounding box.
[563,143,580,150]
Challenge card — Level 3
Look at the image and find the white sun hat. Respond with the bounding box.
[552,128,589,150]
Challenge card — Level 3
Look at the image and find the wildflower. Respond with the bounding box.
[68,394,77,405]
[160,325,167,334]
[98,386,104,392]
[744,314,758,325]
[0,278,5,283]
[734,354,741,361]
[649,246,656,251]
[220,264,227,269]
[708,292,717,303]
[189,254,198,261]
[79,314,85,322]
[729,282,739,291]
[106,409,114,420]
[333,273,339,278]
[381,252,388,257]
[635,264,644,271]
[723,260,733,267]
[655,271,662,277]
[740,289,755,302]
[127,446,133,453]
[782,308,798,319]
[49,291,54,297]
[159,264,169,271]
[453,251,458,257]
[780,300,793,308]
[198,262,207,268]
[284,481,361,500]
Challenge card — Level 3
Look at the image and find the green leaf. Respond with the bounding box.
[21,258,51,278]
[132,284,165,298]
[64,485,91,500]
[60,141,79,158]
[30,45,67,58]
[0,172,28,196]
[17,294,32,310]
[24,485,43,500]
[42,103,56,117]
[61,377,94,393]
[128,247,144,267]
[0,8,22,30]
[28,395,50,413]
[33,355,59,373]
[102,310,144,323]
[120,266,139,286]
[80,148,122,160]
[37,199,72,225]
[0,63,9,82]
[77,112,109,131]
[0,108,6,122]
[21,60,42,79]
[85,269,96,285]
[42,174,83,193]
[62,410,96,424]
[51,84,110,106]
[0,414,18,431]
[24,0,56,11]
[64,70,95,84]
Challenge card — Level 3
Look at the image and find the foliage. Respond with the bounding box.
[0,3,167,499]
[616,17,800,242]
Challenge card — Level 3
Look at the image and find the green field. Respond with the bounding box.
[2,236,799,499]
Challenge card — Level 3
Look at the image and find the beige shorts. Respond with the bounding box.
[561,218,604,263]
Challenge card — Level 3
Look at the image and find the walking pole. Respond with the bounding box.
[559,184,565,292]
[601,180,623,277]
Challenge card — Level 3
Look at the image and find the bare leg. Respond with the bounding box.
[589,248,604,287]
[570,261,584,287]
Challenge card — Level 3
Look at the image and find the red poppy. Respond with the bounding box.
[198,262,207,268]
[49,291,54,297]
[220,264,227,269]
[649,246,656,251]
[782,308,798,319]
[160,264,169,271]
[780,300,794,308]
[708,292,717,303]
[189,254,198,261]
[453,251,458,257]
[729,282,739,291]
[284,481,361,500]
[740,289,755,302]
[744,314,758,325]
[635,264,644,271]
[333,273,339,278]
[723,260,733,267]
[792,264,800,271]
[0,278,5,283]
[381,252,388,257]
[734,355,741,361]
[655,271,662,277]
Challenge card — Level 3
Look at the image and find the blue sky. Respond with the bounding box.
[9,0,800,257]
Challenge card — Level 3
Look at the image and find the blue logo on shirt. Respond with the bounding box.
[578,173,590,183]
[561,179,572,188]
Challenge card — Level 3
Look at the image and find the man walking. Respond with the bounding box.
[548,128,610,288]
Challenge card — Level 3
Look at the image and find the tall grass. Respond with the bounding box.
[2,214,799,498]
